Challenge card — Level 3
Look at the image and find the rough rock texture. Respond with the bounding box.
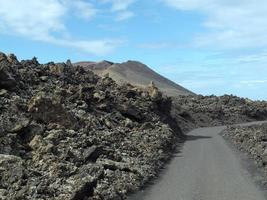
[1,52,267,200]
[222,123,267,181]
[0,52,182,200]
[173,95,267,128]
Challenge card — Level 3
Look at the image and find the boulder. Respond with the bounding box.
[63,165,104,200]
[0,64,17,89]
[0,189,7,200]
[49,63,65,75]
[0,89,7,96]
[97,159,138,174]
[29,135,44,150]
[83,145,102,162]
[0,52,7,62]
[28,93,77,128]
[147,81,162,101]
[119,104,143,122]
[9,118,30,133]
[125,118,133,128]
[7,54,19,64]
[0,154,25,189]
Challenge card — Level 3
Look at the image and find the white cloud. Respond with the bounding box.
[236,51,267,63]
[0,0,66,40]
[101,0,136,21]
[115,11,135,21]
[240,80,267,85]
[50,38,124,56]
[71,0,98,20]
[163,0,210,10]
[163,0,267,49]
[138,41,184,49]
[109,0,135,11]
[0,0,122,55]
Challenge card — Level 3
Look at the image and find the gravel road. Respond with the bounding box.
[129,123,267,200]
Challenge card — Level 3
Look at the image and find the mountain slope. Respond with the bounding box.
[75,60,194,97]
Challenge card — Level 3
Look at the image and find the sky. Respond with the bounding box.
[0,0,267,100]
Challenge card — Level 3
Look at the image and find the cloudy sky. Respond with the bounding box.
[0,0,267,100]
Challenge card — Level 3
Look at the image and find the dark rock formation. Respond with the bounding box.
[0,53,17,90]
[173,95,267,128]
[222,123,267,185]
[0,52,182,200]
[1,52,267,199]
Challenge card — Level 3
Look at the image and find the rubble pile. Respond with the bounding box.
[0,52,182,200]
[222,123,267,183]
[173,95,267,127]
[1,51,267,199]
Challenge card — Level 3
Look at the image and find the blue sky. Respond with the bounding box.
[0,0,267,100]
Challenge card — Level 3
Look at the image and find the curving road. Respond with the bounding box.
[129,123,266,200]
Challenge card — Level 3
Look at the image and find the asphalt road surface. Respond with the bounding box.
[129,124,266,200]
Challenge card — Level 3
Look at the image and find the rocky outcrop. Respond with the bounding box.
[27,92,77,129]
[222,123,267,184]
[173,95,267,127]
[1,52,267,199]
[0,52,182,200]
[0,53,17,90]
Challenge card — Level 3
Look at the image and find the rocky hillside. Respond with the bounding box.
[0,53,183,200]
[1,52,267,200]
[173,95,267,128]
[222,123,267,185]
[74,60,194,97]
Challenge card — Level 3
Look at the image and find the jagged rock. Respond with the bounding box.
[0,89,7,96]
[0,50,180,199]
[7,54,19,64]
[65,165,104,200]
[83,145,102,162]
[49,63,65,75]
[262,149,267,164]
[0,63,17,89]
[222,123,267,180]
[0,52,7,62]
[78,85,94,103]
[119,104,143,121]
[140,122,154,130]
[147,81,162,101]
[0,154,25,190]
[97,159,138,174]
[28,93,77,128]
[29,135,44,150]
[173,95,267,126]
[0,189,7,199]
[9,118,30,133]
[125,118,133,128]
[104,118,113,128]
[125,89,138,99]
[93,91,106,102]
[1,52,267,200]
[40,76,48,81]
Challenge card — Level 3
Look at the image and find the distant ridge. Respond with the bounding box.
[75,60,194,96]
